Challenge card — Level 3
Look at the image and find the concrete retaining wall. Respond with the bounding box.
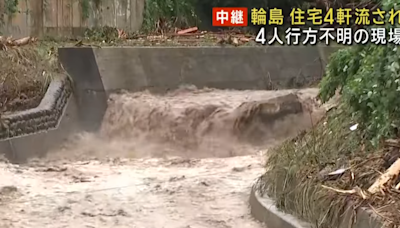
[249,187,312,228]
[250,185,384,228]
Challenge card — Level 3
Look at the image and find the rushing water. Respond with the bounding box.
[0,87,323,228]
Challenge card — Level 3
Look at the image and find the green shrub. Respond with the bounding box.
[319,0,400,146]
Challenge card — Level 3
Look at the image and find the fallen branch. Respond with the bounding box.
[321,185,356,194]
[0,36,36,47]
[321,185,369,199]
[12,37,35,46]
[368,158,400,194]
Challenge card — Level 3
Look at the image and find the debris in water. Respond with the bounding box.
[0,185,18,195]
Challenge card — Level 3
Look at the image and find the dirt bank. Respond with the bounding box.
[0,43,59,113]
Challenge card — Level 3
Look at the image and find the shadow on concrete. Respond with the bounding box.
[58,47,108,132]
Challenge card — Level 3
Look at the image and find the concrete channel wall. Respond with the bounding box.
[249,188,384,228]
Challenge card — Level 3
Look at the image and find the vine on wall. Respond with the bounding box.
[4,0,19,15]
[1,0,19,28]
[81,0,101,20]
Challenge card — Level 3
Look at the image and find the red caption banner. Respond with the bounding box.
[212,7,248,26]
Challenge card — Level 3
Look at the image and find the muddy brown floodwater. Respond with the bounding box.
[0,87,323,228]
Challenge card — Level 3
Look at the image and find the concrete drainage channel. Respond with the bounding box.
[249,186,384,228]
[0,46,383,228]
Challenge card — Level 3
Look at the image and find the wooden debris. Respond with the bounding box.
[239,37,251,42]
[177,27,198,35]
[232,37,239,46]
[321,185,369,199]
[368,158,400,194]
[74,40,83,47]
[118,29,127,39]
[0,36,36,48]
[13,37,33,46]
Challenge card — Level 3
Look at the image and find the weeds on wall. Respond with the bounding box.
[84,26,119,42]
[81,0,89,19]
